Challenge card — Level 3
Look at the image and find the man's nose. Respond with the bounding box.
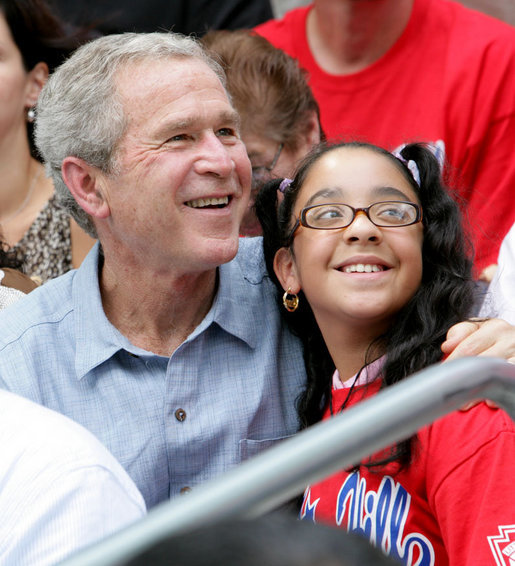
[195,133,234,177]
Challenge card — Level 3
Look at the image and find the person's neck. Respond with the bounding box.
[99,251,218,357]
[308,0,415,75]
[0,137,54,246]
[317,317,385,382]
[0,136,36,219]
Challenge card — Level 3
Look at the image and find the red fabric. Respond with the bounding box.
[300,381,515,565]
[255,0,515,272]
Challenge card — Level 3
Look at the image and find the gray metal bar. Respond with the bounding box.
[59,357,515,566]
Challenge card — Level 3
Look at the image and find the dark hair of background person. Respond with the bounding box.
[49,0,273,37]
[256,141,477,471]
[0,0,96,158]
[123,513,401,566]
[202,29,324,153]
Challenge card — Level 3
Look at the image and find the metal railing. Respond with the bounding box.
[59,357,515,566]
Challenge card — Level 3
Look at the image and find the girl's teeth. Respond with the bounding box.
[344,264,382,273]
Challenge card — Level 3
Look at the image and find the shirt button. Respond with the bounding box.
[175,408,187,422]
[180,486,192,495]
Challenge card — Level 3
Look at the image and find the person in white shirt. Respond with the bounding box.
[0,389,145,565]
[480,223,515,324]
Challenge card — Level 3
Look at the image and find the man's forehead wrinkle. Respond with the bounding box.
[157,107,239,133]
[112,57,240,145]
[167,117,195,131]
[114,57,200,101]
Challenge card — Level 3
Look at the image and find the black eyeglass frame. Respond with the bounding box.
[286,201,423,245]
[251,143,284,180]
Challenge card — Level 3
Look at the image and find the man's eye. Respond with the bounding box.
[217,128,237,137]
[168,134,188,142]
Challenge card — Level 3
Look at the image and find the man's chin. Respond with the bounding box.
[203,233,240,265]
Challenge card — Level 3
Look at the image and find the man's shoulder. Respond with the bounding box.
[439,0,515,47]
[0,388,146,532]
[0,389,127,473]
[422,0,515,105]
[1,389,100,460]
[423,401,515,462]
[255,4,309,29]
[254,5,310,52]
[0,271,76,348]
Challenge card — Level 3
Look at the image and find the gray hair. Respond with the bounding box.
[35,32,227,237]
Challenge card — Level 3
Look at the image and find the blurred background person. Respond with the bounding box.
[202,30,321,236]
[0,0,95,283]
[0,388,145,565]
[254,0,515,279]
[480,222,515,324]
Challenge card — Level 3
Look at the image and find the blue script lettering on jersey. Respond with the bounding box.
[334,472,435,566]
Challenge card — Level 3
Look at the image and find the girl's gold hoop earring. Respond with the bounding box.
[282,288,299,312]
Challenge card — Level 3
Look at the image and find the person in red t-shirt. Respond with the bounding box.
[255,0,515,278]
[255,141,515,565]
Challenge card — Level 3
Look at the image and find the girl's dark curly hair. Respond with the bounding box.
[255,141,477,470]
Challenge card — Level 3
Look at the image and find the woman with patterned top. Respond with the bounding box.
[0,0,95,282]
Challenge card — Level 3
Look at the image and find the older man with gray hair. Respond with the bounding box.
[0,32,513,510]
[0,32,305,508]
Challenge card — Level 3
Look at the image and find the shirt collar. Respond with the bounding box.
[73,244,149,380]
[73,238,264,379]
[188,238,266,350]
[333,355,386,390]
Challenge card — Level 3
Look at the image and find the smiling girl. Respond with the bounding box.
[256,141,515,565]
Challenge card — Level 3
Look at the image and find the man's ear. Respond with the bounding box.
[61,157,111,219]
[24,62,49,108]
[273,247,301,293]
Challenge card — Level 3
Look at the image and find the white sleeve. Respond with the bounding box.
[480,224,515,324]
[0,464,146,566]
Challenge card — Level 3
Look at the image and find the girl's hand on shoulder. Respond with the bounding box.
[441,318,515,364]
[442,318,515,411]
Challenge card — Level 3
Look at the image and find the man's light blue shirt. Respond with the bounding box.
[0,238,305,508]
